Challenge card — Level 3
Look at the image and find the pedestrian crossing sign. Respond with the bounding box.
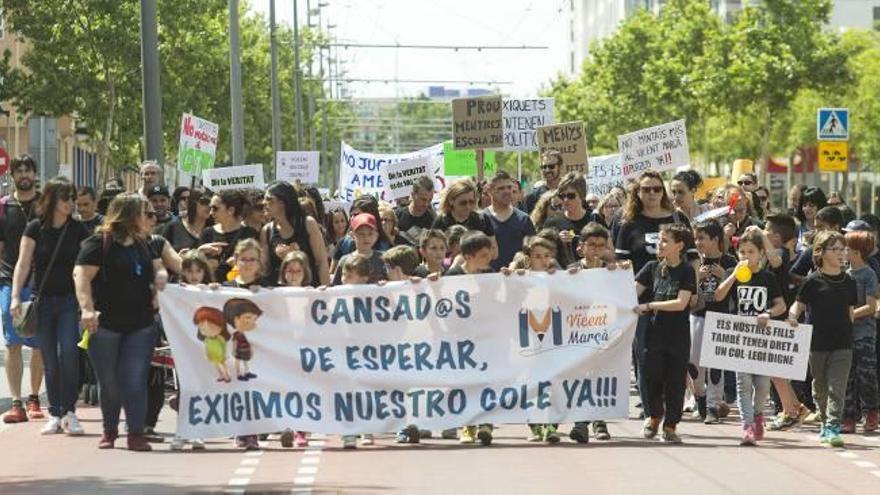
[817,108,849,141]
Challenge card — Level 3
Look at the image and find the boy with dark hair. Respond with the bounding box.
[382,245,420,280]
[790,206,843,284]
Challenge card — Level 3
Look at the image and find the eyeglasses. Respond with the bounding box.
[639,186,664,194]
[237,257,259,263]
[557,192,578,201]
[737,180,754,186]
[540,164,558,171]
[583,242,607,250]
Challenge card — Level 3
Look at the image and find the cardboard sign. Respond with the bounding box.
[382,156,433,201]
[700,312,813,381]
[178,113,219,174]
[202,164,265,191]
[501,98,555,151]
[586,154,624,196]
[818,141,848,172]
[452,96,503,150]
[618,119,690,177]
[276,151,320,184]
[537,121,589,175]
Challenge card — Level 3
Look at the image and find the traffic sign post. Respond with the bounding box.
[817,108,849,141]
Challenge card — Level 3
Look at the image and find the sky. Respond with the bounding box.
[250,0,569,99]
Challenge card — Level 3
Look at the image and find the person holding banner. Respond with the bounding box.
[73,193,166,451]
[262,181,329,287]
[332,214,387,285]
[331,197,392,275]
[634,223,696,444]
[543,173,591,261]
[713,230,787,446]
[199,190,258,282]
[787,230,857,448]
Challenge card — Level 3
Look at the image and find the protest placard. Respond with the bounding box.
[338,142,446,201]
[618,119,690,177]
[442,140,497,177]
[159,268,638,438]
[178,113,219,174]
[382,156,433,201]
[452,96,503,150]
[501,98,555,151]
[276,151,320,184]
[537,121,589,175]
[700,311,813,381]
[586,154,625,196]
[202,164,265,192]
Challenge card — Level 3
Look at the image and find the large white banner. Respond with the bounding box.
[338,142,445,202]
[700,311,813,381]
[159,269,638,439]
[501,98,555,151]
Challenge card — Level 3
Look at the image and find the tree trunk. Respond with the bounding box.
[97,72,116,186]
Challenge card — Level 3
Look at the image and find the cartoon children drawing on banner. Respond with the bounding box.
[194,306,232,382]
[223,298,263,381]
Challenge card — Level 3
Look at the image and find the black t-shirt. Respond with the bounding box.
[635,260,696,346]
[694,254,738,317]
[615,213,694,275]
[395,206,435,245]
[153,213,177,235]
[431,211,495,237]
[789,247,814,279]
[725,268,782,317]
[543,210,592,262]
[770,249,794,307]
[796,271,858,351]
[76,234,159,332]
[23,219,90,296]
[161,220,200,253]
[80,214,104,235]
[0,196,40,284]
[265,222,320,287]
[199,225,259,282]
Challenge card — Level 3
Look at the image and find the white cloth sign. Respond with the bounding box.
[159,269,638,438]
[382,156,433,201]
[700,312,813,380]
[618,119,690,177]
[202,164,265,191]
[586,154,624,196]
[501,98,555,151]
[338,142,445,202]
[276,151,320,184]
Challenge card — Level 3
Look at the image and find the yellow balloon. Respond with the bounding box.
[77,331,90,350]
[735,264,752,283]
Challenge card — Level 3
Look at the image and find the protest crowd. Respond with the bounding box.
[2,148,878,454]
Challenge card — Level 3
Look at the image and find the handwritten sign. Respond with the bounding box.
[178,113,219,174]
[586,154,625,196]
[501,98,555,151]
[382,156,433,201]
[701,312,813,381]
[276,151,320,184]
[618,119,690,177]
[537,121,589,175]
[202,164,265,192]
[452,96,503,150]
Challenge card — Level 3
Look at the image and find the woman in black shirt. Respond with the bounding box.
[431,179,495,238]
[11,177,90,436]
[74,193,167,451]
[161,188,211,253]
[199,189,258,282]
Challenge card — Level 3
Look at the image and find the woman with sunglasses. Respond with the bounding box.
[160,188,212,254]
[11,177,91,436]
[523,150,564,214]
[543,173,592,258]
[431,179,495,238]
[795,187,827,253]
[199,189,259,282]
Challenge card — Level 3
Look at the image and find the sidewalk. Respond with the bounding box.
[0,347,45,413]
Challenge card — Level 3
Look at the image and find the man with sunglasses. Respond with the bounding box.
[523,150,563,214]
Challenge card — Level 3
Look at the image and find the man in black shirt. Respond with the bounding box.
[148,185,177,234]
[0,155,45,423]
[395,176,435,246]
[522,150,562,214]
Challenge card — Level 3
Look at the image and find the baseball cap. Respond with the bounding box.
[843,219,872,233]
[147,185,170,198]
[350,213,377,231]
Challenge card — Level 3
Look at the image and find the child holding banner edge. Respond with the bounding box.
[634,223,696,444]
[714,229,787,446]
[787,231,857,448]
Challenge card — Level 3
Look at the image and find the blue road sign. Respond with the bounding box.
[817,108,849,141]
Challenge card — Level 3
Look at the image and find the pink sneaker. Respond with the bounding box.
[754,414,765,441]
[740,424,756,446]
[294,431,309,447]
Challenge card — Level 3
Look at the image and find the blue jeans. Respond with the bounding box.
[0,283,38,348]
[37,294,80,417]
[88,324,157,434]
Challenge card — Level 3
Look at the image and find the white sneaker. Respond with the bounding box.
[170,436,185,451]
[342,435,357,449]
[360,434,374,446]
[62,412,84,435]
[41,416,63,435]
[191,438,206,450]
